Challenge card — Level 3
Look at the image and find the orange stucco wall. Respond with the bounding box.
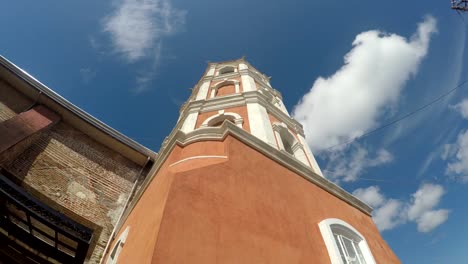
[195,106,250,132]
[109,135,399,264]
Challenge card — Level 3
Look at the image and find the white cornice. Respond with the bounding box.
[114,122,372,234]
[180,91,305,136]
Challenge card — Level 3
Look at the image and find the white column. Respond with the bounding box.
[241,73,256,92]
[181,111,199,133]
[196,80,211,100]
[246,103,276,147]
[206,65,216,76]
[297,134,323,177]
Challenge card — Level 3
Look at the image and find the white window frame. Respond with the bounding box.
[106,226,130,264]
[218,65,237,75]
[318,218,376,264]
[210,79,240,98]
[201,111,243,128]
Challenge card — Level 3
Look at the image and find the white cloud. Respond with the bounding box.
[416,209,449,233]
[292,16,437,152]
[324,145,393,182]
[103,0,185,62]
[444,130,468,182]
[372,199,404,231]
[407,183,444,220]
[353,186,385,208]
[451,99,468,119]
[354,183,449,233]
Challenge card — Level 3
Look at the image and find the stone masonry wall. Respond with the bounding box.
[2,120,142,263]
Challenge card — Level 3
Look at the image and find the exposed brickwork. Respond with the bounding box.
[0,80,33,121]
[2,121,142,263]
[0,105,60,154]
[212,84,236,98]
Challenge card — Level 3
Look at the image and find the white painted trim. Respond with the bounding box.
[106,226,130,264]
[181,111,199,133]
[184,91,306,136]
[210,79,240,98]
[206,65,216,76]
[114,122,373,238]
[246,102,276,147]
[318,219,376,264]
[169,155,228,167]
[195,80,212,100]
[201,112,243,128]
[297,134,323,177]
[218,65,238,75]
[240,72,256,92]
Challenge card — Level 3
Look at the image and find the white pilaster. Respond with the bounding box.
[196,80,211,100]
[241,74,256,92]
[246,103,276,147]
[238,63,248,71]
[206,65,216,76]
[297,134,323,176]
[181,111,199,133]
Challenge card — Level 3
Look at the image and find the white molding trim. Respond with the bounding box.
[217,65,238,75]
[114,122,372,237]
[106,226,130,264]
[201,112,243,128]
[169,155,228,167]
[247,102,277,147]
[318,219,376,264]
[210,79,240,98]
[186,91,305,136]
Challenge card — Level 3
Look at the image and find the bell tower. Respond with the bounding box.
[103,58,400,264]
[178,58,323,175]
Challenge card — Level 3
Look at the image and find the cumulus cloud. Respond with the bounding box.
[443,130,468,182]
[451,99,468,119]
[352,185,385,208]
[293,16,437,152]
[103,0,185,62]
[372,199,404,231]
[353,184,449,232]
[325,145,393,182]
[416,210,449,233]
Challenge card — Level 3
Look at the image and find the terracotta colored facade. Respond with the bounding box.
[105,58,400,264]
[111,136,399,263]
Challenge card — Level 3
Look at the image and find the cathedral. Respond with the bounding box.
[0,56,399,263]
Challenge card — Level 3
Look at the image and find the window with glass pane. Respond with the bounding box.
[331,225,367,264]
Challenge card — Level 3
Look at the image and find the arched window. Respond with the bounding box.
[219,66,236,75]
[215,84,236,97]
[272,123,298,155]
[318,219,376,264]
[201,112,243,129]
[279,130,295,155]
[208,115,235,127]
[210,80,240,98]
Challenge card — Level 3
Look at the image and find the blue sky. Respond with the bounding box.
[1,1,467,263]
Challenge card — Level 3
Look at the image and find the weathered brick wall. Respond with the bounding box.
[2,121,142,263]
[0,80,33,121]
